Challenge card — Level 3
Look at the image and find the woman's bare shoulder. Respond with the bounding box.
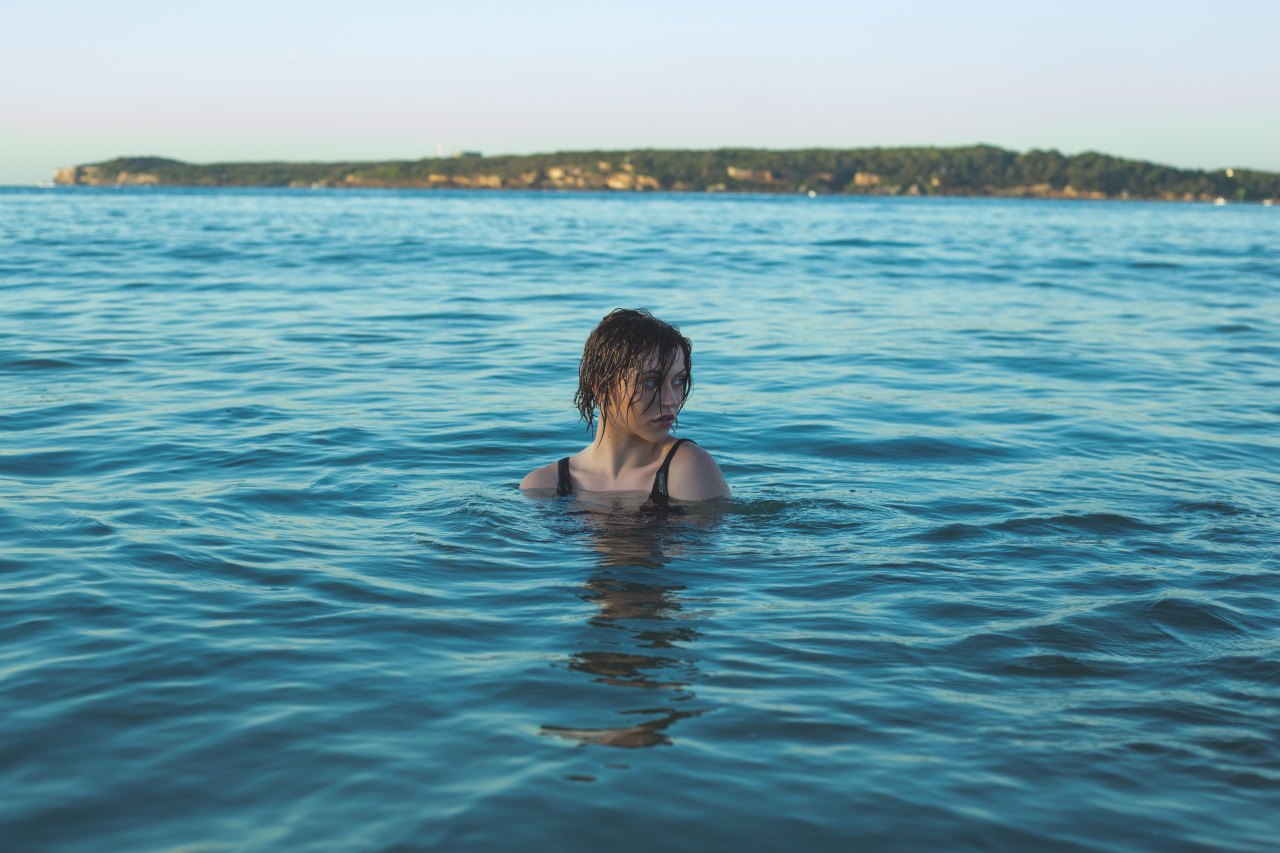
[520,460,561,491]
[668,441,730,501]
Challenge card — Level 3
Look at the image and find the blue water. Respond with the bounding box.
[2,186,1277,851]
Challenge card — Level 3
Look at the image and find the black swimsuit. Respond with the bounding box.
[557,439,693,507]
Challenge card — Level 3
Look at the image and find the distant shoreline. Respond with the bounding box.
[52,146,1280,203]
[23,185,1280,207]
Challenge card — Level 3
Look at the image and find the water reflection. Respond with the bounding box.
[541,496,715,749]
[565,490,694,569]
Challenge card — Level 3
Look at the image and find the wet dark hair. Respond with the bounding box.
[575,308,693,433]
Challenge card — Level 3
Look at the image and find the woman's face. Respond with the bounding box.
[607,350,688,442]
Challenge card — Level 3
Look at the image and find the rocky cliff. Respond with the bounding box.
[53,165,161,186]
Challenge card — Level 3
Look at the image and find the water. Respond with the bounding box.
[2,186,1277,851]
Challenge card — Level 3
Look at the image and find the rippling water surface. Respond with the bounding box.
[2,187,1277,851]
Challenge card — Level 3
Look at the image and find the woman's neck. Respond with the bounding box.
[586,427,665,480]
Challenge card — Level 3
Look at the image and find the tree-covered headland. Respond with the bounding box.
[54,146,1280,202]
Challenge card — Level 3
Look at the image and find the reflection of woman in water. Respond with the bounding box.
[541,573,707,749]
[520,308,729,505]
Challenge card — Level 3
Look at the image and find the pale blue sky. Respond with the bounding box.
[4,0,1277,184]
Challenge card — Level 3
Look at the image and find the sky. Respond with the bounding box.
[3,0,1278,184]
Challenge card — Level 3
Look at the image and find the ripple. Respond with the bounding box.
[1144,596,1253,636]
[806,435,1021,464]
[811,237,922,248]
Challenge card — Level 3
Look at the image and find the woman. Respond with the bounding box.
[520,309,730,504]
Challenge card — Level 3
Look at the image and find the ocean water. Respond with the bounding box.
[1,186,1277,851]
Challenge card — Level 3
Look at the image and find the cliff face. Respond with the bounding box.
[326,163,664,191]
[53,165,160,186]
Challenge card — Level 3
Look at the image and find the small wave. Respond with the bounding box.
[1171,500,1248,517]
[313,251,371,264]
[1,351,133,372]
[828,436,1019,464]
[1191,654,1280,687]
[914,511,1166,544]
[2,356,78,370]
[5,507,116,542]
[1144,596,1251,635]
[506,290,596,304]
[998,512,1165,536]
[1000,652,1124,679]
[173,404,293,427]
[65,248,120,258]
[431,244,558,262]
[363,311,510,324]
[1013,609,1171,659]
[811,237,921,248]
[913,522,989,542]
[715,498,790,518]
[162,245,246,261]
[0,448,94,479]
[1240,260,1280,278]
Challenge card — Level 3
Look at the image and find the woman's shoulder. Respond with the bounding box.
[668,440,730,501]
[519,459,562,490]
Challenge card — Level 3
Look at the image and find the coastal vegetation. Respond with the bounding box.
[54,146,1280,202]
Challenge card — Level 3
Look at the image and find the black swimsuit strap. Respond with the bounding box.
[556,457,572,496]
[556,439,694,502]
[649,439,693,506]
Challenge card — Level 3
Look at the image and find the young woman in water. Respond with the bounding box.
[520,308,730,504]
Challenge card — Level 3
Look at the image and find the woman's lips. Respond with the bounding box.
[654,415,674,426]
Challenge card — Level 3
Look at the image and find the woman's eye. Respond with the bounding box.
[642,378,658,389]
